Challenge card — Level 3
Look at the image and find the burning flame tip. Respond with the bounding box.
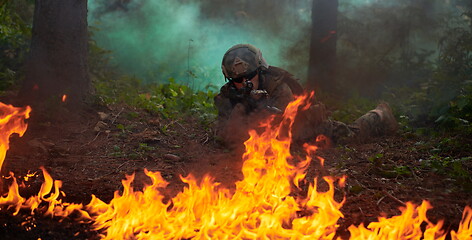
[1,98,472,239]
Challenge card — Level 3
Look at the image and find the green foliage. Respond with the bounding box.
[109,142,156,160]
[402,137,472,191]
[392,165,412,177]
[337,1,441,97]
[379,8,472,135]
[366,152,414,178]
[432,28,472,133]
[336,1,472,136]
[116,124,126,132]
[421,155,472,190]
[93,69,216,125]
[0,0,33,92]
[89,21,216,125]
[95,76,217,123]
[88,26,114,81]
[110,145,124,157]
[368,153,384,168]
[138,143,155,152]
[329,94,377,123]
[88,23,217,126]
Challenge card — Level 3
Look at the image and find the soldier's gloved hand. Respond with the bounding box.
[250,89,268,100]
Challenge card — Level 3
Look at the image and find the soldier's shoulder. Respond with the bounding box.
[266,66,291,77]
[264,66,304,95]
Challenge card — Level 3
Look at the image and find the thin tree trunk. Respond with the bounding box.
[307,0,338,94]
[20,0,89,105]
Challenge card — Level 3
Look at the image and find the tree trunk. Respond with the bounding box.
[20,0,89,105]
[307,0,338,94]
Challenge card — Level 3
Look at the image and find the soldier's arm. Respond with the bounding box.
[268,83,294,112]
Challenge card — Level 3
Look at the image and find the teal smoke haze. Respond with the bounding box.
[88,0,312,90]
[88,0,468,93]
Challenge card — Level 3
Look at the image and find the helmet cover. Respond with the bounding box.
[221,44,268,79]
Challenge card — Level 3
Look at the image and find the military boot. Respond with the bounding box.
[369,102,398,135]
[353,102,398,141]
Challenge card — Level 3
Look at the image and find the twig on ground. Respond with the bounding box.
[382,190,406,206]
[165,120,185,131]
[111,107,124,124]
[175,121,185,130]
[116,161,130,170]
[408,166,420,180]
[376,196,386,205]
[358,207,365,216]
[202,133,209,144]
[81,131,101,147]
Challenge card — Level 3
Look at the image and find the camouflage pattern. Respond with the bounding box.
[352,103,398,141]
[292,106,395,144]
[352,111,383,140]
[215,66,298,119]
[221,44,269,79]
[214,66,302,145]
[214,66,395,146]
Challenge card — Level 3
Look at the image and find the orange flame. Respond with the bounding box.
[83,93,347,239]
[0,102,89,220]
[62,94,67,102]
[0,102,31,172]
[0,167,91,220]
[451,206,472,240]
[83,93,471,239]
[348,201,447,239]
[0,98,471,239]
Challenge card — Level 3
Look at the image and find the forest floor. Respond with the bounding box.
[0,101,471,239]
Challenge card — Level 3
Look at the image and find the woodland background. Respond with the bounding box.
[0,1,471,238]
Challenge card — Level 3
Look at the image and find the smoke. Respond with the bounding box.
[335,0,470,97]
[88,0,312,90]
[88,0,469,96]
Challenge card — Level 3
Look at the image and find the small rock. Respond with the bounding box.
[148,119,160,126]
[98,112,109,121]
[94,121,108,132]
[163,153,181,161]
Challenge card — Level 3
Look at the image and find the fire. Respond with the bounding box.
[0,102,89,220]
[62,94,67,102]
[85,94,346,239]
[82,93,471,239]
[0,99,471,239]
[0,102,31,172]
[0,167,90,221]
[348,201,447,239]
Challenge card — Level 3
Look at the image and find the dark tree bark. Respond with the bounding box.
[20,0,89,105]
[307,0,338,93]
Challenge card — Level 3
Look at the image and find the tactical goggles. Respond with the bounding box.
[229,70,258,83]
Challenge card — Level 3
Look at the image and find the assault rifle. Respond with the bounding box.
[228,80,283,114]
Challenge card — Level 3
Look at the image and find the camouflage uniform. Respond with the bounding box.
[214,66,396,146]
[215,43,396,146]
[215,66,300,117]
[214,66,299,145]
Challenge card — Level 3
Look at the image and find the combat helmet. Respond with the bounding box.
[221,44,269,82]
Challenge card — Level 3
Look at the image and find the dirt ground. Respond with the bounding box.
[1,102,471,239]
